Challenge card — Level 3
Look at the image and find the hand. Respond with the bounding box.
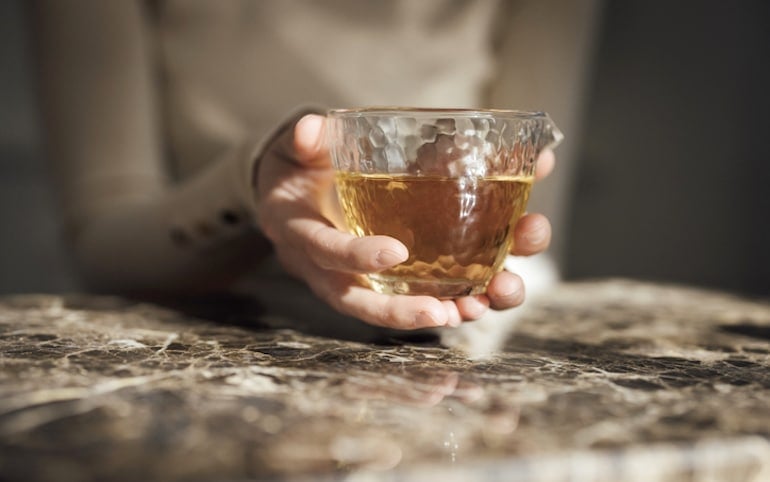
[255,114,554,330]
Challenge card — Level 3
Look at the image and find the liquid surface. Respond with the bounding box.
[335,173,533,297]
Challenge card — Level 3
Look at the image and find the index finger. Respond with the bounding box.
[534,149,555,181]
[293,114,331,167]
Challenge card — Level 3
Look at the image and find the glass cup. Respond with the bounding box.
[327,108,562,298]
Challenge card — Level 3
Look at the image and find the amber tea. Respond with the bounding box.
[327,108,562,298]
[335,172,533,298]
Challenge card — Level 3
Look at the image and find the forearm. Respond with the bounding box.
[32,1,275,295]
[71,141,271,295]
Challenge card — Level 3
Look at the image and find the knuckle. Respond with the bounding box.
[307,225,357,270]
[379,299,401,328]
[305,226,335,264]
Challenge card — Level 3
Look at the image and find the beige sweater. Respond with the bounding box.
[33,0,600,294]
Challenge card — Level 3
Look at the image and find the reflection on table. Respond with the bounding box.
[1,280,769,481]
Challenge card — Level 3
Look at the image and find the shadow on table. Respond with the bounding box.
[123,292,444,348]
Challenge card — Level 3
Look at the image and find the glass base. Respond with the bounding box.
[366,274,488,299]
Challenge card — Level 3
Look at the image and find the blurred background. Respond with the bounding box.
[1,0,768,297]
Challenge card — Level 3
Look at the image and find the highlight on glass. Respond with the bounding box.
[327,108,562,298]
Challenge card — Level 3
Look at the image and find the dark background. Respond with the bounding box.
[1,1,768,297]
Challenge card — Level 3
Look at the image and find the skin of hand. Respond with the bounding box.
[255,114,555,330]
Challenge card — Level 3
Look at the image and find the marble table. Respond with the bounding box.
[1,280,769,481]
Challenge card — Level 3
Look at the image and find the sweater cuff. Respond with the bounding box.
[164,106,325,250]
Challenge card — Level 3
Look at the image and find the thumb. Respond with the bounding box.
[293,114,330,167]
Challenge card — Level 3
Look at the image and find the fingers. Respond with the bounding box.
[292,114,330,167]
[323,278,450,329]
[485,271,525,310]
[271,239,446,330]
[263,113,330,169]
[284,216,408,273]
[441,300,463,328]
[279,221,498,328]
[534,148,555,181]
[270,223,451,330]
[511,213,551,256]
[454,295,489,321]
[279,206,530,325]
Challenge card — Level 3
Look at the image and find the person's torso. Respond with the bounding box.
[149,0,499,178]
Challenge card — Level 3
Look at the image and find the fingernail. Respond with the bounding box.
[417,311,444,327]
[295,115,325,161]
[298,114,324,136]
[500,285,524,303]
[524,225,548,245]
[375,249,407,268]
[307,115,326,152]
[468,295,490,319]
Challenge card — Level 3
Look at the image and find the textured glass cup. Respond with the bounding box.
[327,108,563,298]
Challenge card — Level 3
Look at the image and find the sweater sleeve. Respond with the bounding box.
[32,0,282,295]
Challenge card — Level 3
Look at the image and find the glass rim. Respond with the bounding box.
[327,106,549,119]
